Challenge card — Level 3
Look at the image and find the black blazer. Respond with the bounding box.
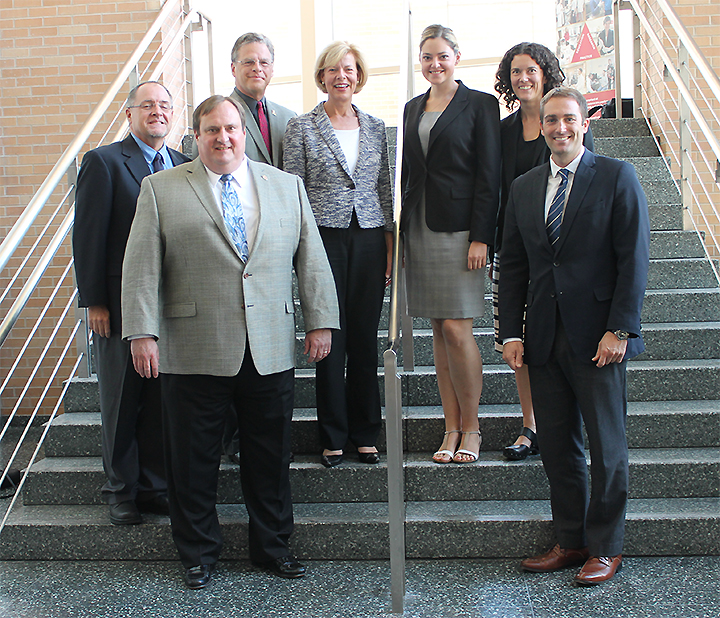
[73,135,189,331]
[400,81,501,245]
[496,108,594,251]
[498,149,650,366]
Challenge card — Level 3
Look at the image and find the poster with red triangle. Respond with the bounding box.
[572,23,601,63]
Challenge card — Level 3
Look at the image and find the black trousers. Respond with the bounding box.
[95,333,165,504]
[528,316,629,557]
[316,219,385,451]
[161,349,294,568]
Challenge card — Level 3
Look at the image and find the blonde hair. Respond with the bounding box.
[314,41,368,94]
[419,24,459,55]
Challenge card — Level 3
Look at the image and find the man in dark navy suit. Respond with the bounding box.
[73,81,189,525]
[499,87,650,586]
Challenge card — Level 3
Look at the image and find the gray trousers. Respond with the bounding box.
[94,334,166,504]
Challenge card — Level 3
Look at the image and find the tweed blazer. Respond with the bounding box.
[229,89,296,168]
[283,103,393,231]
[121,157,339,377]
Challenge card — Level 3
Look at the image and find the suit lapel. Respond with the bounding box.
[502,111,521,194]
[266,100,286,167]
[555,150,596,255]
[168,148,186,167]
[313,103,352,178]
[121,136,151,188]
[531,164,552,251]
[247,161,269,260]
[427,81,469,152]
[234,92,272,164]
[185,158,239,255]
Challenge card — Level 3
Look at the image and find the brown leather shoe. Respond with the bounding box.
[574,555,623,586]
[521,544,590,572]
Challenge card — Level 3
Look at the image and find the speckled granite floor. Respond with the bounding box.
[0,557,717,617]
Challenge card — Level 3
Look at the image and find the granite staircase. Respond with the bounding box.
[1,118,718,560]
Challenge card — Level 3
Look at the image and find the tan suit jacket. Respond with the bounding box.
[121,157,339,376]
[229,89,295,168]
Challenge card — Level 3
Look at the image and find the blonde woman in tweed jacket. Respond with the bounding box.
[283,41,393,468]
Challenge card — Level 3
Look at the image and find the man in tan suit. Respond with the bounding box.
[122,95,339,589]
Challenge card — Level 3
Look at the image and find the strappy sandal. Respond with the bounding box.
[453,431,482,463]
[432,430,461,464]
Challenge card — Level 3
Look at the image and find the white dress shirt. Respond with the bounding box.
[204,156,260,253]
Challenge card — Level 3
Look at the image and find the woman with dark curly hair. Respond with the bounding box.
[493,42,594,461]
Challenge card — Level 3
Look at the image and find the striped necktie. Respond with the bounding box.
[220,174,249,263]
[546,168,569,247]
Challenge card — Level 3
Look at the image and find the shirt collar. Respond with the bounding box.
[233,88,266,114]
[549,146,585,178]
[204,156,249,187]
[130,132,170,169]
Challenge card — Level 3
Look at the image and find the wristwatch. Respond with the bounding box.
[612,330,630,340]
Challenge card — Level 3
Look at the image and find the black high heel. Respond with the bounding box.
[503,427,539,461]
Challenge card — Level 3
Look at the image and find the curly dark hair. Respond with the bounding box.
[494,42,566,110]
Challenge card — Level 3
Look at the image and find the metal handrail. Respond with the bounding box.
[625,0,720,165]
[0,0,182,275]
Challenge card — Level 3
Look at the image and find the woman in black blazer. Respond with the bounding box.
[401,25,501,464]
[493,42,594,461]
[284,41,393,468]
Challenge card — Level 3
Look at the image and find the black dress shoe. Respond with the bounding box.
[108,500,142,525]
[184,564,213,589]
[358,451,380,464]
[136,495,170,516]
[320,453,343,468]
[252,555,306,579]
[503,427,539,461]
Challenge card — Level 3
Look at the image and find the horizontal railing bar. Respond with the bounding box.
[0,259,75,399]
[0,209,74,347]
[0,326,84,533]
[0,289,78,446]
[0,188,71,306]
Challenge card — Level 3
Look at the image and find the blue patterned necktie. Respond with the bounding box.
[220,174,249,263]
[546,168,570,247]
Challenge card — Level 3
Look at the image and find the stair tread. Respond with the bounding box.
[29,446,720,473]
[6,497,718,526]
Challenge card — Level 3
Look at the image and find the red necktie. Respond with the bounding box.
[257,100,272,159]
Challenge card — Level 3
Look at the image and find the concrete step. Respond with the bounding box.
[621,156,671,181]
[63,359,720,412]
[1,498,716,560]
[647,257,720,289]
[22,446,719,506]
[590,118,650,138]
[594,136,659,158]
[294,321,720,369]
[47,401,720,458]
[650,230,706,259]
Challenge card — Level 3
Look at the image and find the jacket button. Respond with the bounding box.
[550,292,556,299]
[553,261,560,267]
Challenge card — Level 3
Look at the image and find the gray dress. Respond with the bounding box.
[404,112,485,319]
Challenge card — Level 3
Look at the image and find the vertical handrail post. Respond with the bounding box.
[632,9,641,118]
[613,0,622,117]
[678,42,692,227]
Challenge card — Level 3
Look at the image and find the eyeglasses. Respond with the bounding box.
[236,59,273,69]
[128,101,173,111]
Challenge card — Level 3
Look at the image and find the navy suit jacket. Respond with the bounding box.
[400,81,501,245]
[73,134,189,331]
[498,149,650,365]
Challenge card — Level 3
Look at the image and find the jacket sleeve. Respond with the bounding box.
[121,176,163,340]
[377,119,395,231]
[469,95,502,244]
[73,149,113,308]
[282,117,307,182]
[292,176,340,333]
